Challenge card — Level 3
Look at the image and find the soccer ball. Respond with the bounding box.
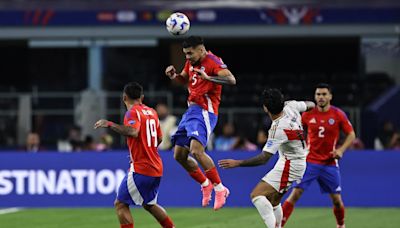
[166,12,190,36]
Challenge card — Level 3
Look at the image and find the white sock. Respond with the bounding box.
[273,203,283,228]
[214,183,224,191]
[201,179,209,187]
[252,196,276,228]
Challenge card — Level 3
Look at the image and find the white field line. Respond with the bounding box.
[0,207,23,215]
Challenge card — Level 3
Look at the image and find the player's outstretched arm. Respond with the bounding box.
[165,65,188,84]
[218,151,273,169]
[94,119,139,137]
[304,101,315,111]
[194,68,236,85]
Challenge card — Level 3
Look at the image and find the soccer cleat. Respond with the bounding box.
[213,187,230,210]
[201,181,213,207]
[337,225,345,228]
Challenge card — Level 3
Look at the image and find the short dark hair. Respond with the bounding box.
[262,88,284,115]
[182,36,204,48]
[124,82,143,100]
[315,83,332,93]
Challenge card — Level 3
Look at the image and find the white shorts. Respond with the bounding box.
[262,158,306,193]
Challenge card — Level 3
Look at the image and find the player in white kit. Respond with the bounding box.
[219,88,315,228]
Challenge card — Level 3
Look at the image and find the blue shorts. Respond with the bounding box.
[117,171,161,206]
[294,162,342,194]
[171,104,218,148]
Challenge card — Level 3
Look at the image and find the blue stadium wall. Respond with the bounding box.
[0,151,398,207]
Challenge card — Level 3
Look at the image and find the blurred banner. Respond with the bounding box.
[0,150,398,207]
[0,8,400,26]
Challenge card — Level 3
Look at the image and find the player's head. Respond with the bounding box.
[182,36,206,65]
[123,82,144,103]
[315,83,332,108]
[262,88,284,115]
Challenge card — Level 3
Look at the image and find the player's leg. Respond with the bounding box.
[318,165,345,228]
[173,144,212,206]
[282,162,321,227]
[251,181,284,228]
[143,204,175,228]
[282,187,303,226]
[190,139,229,210]
[114,199,134,228]
[330,193,345,228]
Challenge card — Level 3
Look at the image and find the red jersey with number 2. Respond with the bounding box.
[124,104,163,177]
[302,106,354,166]
[184,51,228,115]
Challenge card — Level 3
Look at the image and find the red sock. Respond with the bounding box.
[333,206,345,225]
[160,216,175,228]
[205,167,221,185]
[189,167,207,184]
[282,200,294,227]
[120,223,133,228]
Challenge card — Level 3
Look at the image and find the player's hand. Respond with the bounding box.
[218,159,241,169]
[330,149,344,159]
[94,119,109,129]
[193,68,210,80]
[165,65,177,79]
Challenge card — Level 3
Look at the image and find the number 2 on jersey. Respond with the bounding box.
[146,119,157,147]
[318,126,325,138]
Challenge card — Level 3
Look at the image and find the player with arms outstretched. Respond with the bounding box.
[282,83,356,228]
[219,88,315,227]
[94,82,175,228]
[165,36,236,210]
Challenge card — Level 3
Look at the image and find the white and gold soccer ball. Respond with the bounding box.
[166,12,190,36]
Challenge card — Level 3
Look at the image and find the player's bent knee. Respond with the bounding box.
[142,204,154,211]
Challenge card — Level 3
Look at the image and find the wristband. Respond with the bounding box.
[107,121,114,127]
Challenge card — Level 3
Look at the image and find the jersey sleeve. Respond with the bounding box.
[338,110,354,134]
[124,109,141,130]
[286,100,307,112]
[263,128,287,154]
[209,55,228,75]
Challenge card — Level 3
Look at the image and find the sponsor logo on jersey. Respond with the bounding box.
[128,120,136,125]
[329,118,335,125]
[266,140,273,148]
[191,131,199,136]
[309,118,316,124]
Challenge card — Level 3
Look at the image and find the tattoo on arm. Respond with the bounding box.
[109,124,138,137]
[239,151,273,167]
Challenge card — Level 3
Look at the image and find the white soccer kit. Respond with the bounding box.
[262,101,308,193]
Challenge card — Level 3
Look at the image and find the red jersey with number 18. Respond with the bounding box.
[302,106,354,166]
[124,104,163,177]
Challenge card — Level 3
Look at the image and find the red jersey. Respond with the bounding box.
[124,104,163,177]
[184,51,228,115]
[302,106,354,166]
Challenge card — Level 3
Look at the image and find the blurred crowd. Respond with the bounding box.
[17,103,400,153]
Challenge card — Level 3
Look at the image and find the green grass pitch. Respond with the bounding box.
[1,207,399,227]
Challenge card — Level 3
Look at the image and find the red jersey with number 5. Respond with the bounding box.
[184,51,228,115]
[302,106,354,166]
[124,104,163,177]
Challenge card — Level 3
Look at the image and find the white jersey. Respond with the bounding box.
[262,101,308,160]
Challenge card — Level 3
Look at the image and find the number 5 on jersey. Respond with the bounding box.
[146,119,158,147]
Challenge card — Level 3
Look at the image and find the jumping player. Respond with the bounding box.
[165,36,236,210]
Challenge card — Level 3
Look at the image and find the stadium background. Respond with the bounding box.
[0,0,400,227]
